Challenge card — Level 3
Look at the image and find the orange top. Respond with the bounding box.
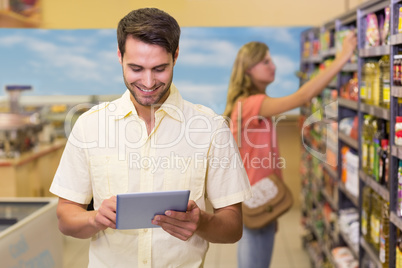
[230,94,282,186]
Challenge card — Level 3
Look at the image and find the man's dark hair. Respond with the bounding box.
[117,8,181,59]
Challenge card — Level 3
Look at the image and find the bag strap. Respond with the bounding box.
[237,100,242,148]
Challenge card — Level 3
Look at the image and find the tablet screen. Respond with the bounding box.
[116,190,190,229]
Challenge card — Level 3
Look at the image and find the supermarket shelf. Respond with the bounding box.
[306,243,322,268]
[340,231,359,259]
[391,145,402,159]
[323,244,337,267]
[360,237,382,268]
[391,86,402,98]
[300,106,311,116]
[323,218,339,243]
[359,103,390,120]
[341,63,358,72]
[359,170,390,202]
[338,97,358,110]
[302,55,322,64]
[338,182,359,207]
[301,2,398,267]
[338,132,358,149]
[320,47,336,58]
[321,189,338,211]
[390,212,402,231]
[327,80,337,89]
[323,163,338,180]
[359,46,390,58]
[0,10,40,28]
[390,33,402,45]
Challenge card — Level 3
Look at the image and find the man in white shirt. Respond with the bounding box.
[50,7,251,267]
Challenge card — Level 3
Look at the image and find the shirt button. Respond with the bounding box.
[143,260,147,264]
[144,229,148,233]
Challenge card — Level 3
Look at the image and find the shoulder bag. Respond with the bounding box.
[237,100,294,229]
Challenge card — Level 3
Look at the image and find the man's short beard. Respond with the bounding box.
[123,77,172,107]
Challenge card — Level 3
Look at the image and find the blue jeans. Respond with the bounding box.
[237,222,276,268]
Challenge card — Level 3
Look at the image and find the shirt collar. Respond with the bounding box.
[118,83,184,122]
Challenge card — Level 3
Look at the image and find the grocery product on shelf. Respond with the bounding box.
[379,55,390,109]
[365,13,380,47]
[378,139,389,187]
[379,201,390,267]
[381,7,390,45]
[361,57,387,107]
[331,247,358,268]
[398,160,402,217]
[340,73,359,101]
[372,119,387,183]
[370,119,379,180]
[339,208,359,252]
[370,192,382,252]
[361,186,372,244]
[336,28,358,63]
[399,7,402,33]
[320,29,331,52]
[339,117,356,137]
[341,146,349,184]
[397,229,402,268]
[395,116,402,146]
[394,55,402,86]
[362,252,378,267]
[345,150,359,198]
[372,61,381,106]
[361,61,370,103]
[362,60,376,105]
[362,115,374,175]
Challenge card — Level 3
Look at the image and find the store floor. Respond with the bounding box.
[63,208,310,267]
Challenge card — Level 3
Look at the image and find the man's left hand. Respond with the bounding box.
[151,200,201,241]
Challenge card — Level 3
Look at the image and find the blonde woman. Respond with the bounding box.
[223,32,356,267]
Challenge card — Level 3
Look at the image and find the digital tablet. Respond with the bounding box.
[116,190,190,230]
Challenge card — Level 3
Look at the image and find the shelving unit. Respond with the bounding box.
[0,10,40,28]
[0,0,41,28]
[300,0,402,267]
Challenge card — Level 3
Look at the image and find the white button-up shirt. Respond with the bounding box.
[50,84,251,267]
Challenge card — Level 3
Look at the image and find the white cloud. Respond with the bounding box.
[175,81,226,103]
[179,38,238,67]
[251,28,296,46]
[0,33,119,82]
[268,75,299,97]
[272,54,298,76]
[96,29,115,37]
[0,35,26,46]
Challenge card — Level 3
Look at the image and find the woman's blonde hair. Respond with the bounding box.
[223,41,269,118]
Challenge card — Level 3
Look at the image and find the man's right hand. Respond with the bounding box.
[56,196,117,239]
[91,196,117,230]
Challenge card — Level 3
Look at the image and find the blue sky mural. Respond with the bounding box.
[0,27,307,114]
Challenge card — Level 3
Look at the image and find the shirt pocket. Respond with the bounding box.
[89,155,129,200]
[163,158,206,201]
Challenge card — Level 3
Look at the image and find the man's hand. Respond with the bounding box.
[90,196,117,230]
[57,196,117,239]
[151,200,201,241]
[151,200,243,243]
